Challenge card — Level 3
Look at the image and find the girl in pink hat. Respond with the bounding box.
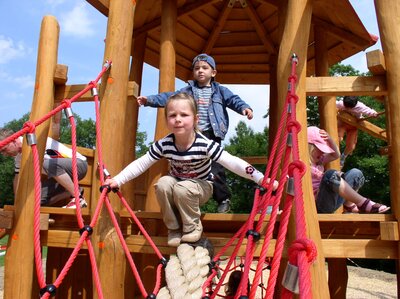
[307,126,389,214]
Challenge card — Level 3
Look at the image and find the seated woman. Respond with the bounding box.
[307,126,390,214]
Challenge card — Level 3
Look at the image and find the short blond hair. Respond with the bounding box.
[165,93,198,131]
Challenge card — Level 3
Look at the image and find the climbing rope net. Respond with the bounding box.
[0,55,317,299]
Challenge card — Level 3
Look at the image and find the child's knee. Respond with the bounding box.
[173,181,200,200]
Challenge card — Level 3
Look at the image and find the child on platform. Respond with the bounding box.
[337,96,378,167]
[137,53,254,213]
[105,93,277,247]
[307,126,389,214]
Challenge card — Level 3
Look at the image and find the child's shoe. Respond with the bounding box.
[167,230,182,247]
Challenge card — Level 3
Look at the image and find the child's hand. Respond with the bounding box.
[259,178,279,191]
[104,178,118,189]
[137,96,147,106]
[243,108,254,120]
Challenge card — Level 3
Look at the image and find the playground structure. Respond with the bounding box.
[1,0,399,298]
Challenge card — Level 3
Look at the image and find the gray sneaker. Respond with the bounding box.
[217,199,231,213]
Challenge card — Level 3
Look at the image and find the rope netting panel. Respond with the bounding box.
[0,54,317,299]
[202,54,316,299]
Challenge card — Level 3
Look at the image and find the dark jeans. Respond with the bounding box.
[202,130,231,204]
[316,168,365,213]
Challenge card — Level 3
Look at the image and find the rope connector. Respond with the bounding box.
[159,257,168,268]
[239,296,249,299]
[255,185,276,196]
[103,60,112,70]
[146,293,156,299]
[208,260,217,273]
[26,133,37,146]
[291,53,298,64]
[282,262,299,294]
[246,230,261,242]
[64,107,74,118]
[40,284,57,297]
[79,225,93,236]
[91,87,98,97]
[286,177,295,196]
[100,184,112,193]
[286,133,293,147]
[202,296,210,299]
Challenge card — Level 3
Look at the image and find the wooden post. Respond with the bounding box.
[4,15,59,299]
[91,0,135,298]
[268,53,278,151]
[145,0,177,211]
[374,1,400,297]
[314,26,347,298]
[123,33,146,210]
[276,0,330,297]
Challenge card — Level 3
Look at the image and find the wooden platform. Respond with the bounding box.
[2,206,396,259]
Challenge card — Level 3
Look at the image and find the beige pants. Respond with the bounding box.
[154,176,213,233]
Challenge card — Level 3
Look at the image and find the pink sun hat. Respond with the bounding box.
[307,126,335,154]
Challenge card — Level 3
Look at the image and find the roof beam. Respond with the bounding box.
[312,16,372,48]
[134,0,221,37]
[86,0,109,16]
[202,0,234,54]
[241,0,276,53]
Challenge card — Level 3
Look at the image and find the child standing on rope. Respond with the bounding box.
[0,128,88,208]
[337,96,378,167]
[137,54,254,214]
[307,126,389,214]
[105,93,276,247]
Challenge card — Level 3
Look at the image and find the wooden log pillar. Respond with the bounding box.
[374,1,400,297]
[314,25,347,299]
[276,0,330,298]
[91,0,135,298]
[124,33,146,209]
[269,0,287,147]
[4,15,59,299]
[268,53,278,150]
[145,0,177,211]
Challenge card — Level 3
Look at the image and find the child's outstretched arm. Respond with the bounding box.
[104,152,157,188]
[216,150,278,190]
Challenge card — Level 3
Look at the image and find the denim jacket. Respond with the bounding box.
[144,80,252,140]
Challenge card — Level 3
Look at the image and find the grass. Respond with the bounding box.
[0,235,47,267]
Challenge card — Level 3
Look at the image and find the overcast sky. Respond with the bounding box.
[0,0,381,144]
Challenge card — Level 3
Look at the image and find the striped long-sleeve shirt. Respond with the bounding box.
[113,132,264,187]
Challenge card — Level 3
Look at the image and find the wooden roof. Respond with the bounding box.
[87,0,377,84]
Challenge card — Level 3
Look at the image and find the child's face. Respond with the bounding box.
[310,146,324,164]
[192,61,217,86]
[0,139,21,157]
[166,99,198,136]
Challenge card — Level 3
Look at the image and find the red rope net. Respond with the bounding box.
[0,55,316,299]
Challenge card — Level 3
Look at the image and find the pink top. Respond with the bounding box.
[336,100,377,118]
[310,155,332,198]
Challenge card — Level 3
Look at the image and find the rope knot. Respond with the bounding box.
[89,80,97,88]
[22,121,36,134]
[288,160,306,177]
[288,238,317,265]
[61,99,72,108]
[286,120,301,134]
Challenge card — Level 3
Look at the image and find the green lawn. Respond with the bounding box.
[0,235,47,267]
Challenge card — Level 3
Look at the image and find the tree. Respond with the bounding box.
[201,121,269,213]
